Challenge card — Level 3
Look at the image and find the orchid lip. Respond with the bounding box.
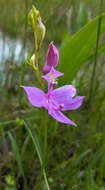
[42,67,64,87]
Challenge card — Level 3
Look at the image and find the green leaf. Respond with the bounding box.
[5,174,16,186]
[23,121,43,165]
[8,132,25,181]
[58,14,105,84]
[23,120,50,190]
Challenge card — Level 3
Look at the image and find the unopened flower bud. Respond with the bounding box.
[43,42,59,73]
[28,5,40,30]
[29,54,35,69]
[28,10,35,30]
[36,19,46,47]
[32,5,40,25]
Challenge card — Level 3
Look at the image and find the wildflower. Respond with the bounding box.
[42,66,64,86]
[43,42,59,74]
[22,68,84,126]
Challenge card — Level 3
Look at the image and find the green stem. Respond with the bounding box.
[33,28,49,189]
[38,107,48,189]
[43,109,50,189]
[38,109,48,190]
[36,49,42,88]
[38,168,50,190]
[43,169,50,190]
[34,31,42,88]
[43,108,47,168]
[89,0,103,102]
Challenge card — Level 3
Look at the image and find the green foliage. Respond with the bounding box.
[23,120,43,165]
[75,2,88,30]
[4,174,16,190]
[0,0,105,189]
[58,14,105,84]
[8,132,27,187]
[23,120,50,189]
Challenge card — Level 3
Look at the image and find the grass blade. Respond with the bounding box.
[8,132,27,188]
[23,120,50,190]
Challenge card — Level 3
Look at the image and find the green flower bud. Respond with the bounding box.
[32,5,40,26]
[29,54,35,69]
[28,5,46,50]
[36,18,46,47]
[28,5,40,30]
[28,10,35,30]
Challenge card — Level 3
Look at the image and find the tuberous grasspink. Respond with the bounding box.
[22,5,85,190]
[22,63,84,126]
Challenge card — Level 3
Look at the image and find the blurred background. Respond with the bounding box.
[0,0,105,189]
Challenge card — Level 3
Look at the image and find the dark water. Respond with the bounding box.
[0,30,28,68]
[0,30,29,86]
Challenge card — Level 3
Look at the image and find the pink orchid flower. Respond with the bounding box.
[43,42,59,73]
[22,67,84,126]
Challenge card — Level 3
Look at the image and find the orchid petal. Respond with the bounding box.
[49,109,77,126]
[42,66,64,84]
[52,85,76,105]
[22,86,46,108]
[62,96,85,111]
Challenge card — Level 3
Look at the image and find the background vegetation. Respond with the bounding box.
[0,0,105,189]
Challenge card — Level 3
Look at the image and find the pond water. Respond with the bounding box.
[0,30,29,86]
[0,30,28,68]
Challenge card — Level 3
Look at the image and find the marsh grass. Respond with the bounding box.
[0,0,105,189]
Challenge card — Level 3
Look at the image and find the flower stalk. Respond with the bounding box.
[28,5,45,88]
[43,108,47,168]
[23,5,84,190]
[34,30,42,88]
[33,21,49,190]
